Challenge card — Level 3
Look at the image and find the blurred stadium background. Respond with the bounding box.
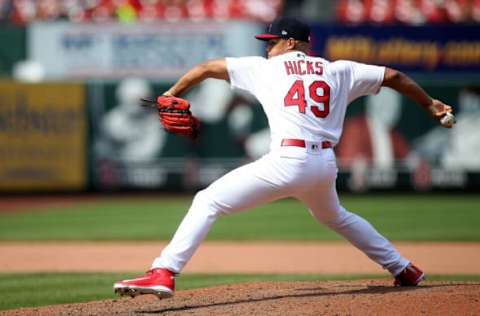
[1,0,480,194]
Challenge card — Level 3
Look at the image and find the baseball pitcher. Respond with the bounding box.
[114,17,454,299]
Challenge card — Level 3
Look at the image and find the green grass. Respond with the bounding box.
[1,272,479,311]
[0,194,479,241]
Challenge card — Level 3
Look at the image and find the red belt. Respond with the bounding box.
[281,138,332,149]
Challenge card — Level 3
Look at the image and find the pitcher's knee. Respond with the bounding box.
[317,206,354,229]
[326,209,360,230]
[191,190,226,218]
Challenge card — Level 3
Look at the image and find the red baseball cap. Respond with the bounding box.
[255,17,311,43]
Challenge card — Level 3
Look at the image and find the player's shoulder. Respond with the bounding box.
[327,59,356,70]
[228,56,267,64]
[310,56,330,64]
[324,59,363,76]
[226,56,267,71]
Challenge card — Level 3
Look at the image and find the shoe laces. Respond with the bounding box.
[146,268,176,277]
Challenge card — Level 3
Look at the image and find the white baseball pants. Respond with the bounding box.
[152,144,409,276]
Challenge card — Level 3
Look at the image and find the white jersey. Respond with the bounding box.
[226,52,385,147]
[154,52,410,280]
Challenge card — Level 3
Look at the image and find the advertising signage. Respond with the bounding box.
[310,24,480,73]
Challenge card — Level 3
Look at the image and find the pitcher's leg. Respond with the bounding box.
[299,186,409,276]
[151,190,220,273]
[152,157,289,273]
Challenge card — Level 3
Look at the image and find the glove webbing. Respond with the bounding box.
[158,108,190,114]
[140,98,191,114]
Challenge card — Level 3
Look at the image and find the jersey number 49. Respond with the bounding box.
[284,80,330,118]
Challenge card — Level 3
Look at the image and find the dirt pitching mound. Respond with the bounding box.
[4,280,480,316]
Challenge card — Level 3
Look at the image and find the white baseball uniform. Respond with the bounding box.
[153,51,410,276]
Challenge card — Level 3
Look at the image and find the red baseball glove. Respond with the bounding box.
[141,96,200,139]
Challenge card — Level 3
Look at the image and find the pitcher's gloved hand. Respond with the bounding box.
[141,96,200,139]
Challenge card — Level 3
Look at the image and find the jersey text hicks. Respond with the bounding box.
[284,60,323,76]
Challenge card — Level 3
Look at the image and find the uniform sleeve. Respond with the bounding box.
[225,56,266,95]
[331,60,386,103]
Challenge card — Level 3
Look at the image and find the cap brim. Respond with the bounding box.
[255,34,282,41]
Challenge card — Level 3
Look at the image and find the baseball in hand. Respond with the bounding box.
[440,112,455,128]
